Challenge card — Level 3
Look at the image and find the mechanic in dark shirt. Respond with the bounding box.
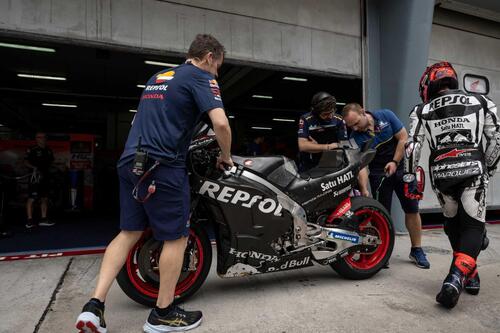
[25,132,54,229]
[76,34,232,333]
[342,103,429,269]
[297,92,348,171]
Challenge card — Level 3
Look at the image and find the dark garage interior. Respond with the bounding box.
[0,37,362,254]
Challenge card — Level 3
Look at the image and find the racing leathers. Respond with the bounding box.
[405,89,500,260]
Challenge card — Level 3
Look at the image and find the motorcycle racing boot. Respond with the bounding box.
[465,267,480,295]
[436,253,475,309]
[75,299,107,333]
[143,305,202,332]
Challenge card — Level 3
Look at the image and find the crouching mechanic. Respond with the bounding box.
[75,34,233,332]
[343,103,430,269]
[298,92,348,171]
[404,61,499,308]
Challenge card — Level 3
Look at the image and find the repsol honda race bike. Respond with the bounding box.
[117,124,395,307]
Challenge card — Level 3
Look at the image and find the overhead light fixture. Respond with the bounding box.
[252,95,273,99]
[251,126,272,130]
[273,118,295,122]
[145,60,179,67]
[18,73,66,81]
[0,42,55,53]
[283,76,307,82]
[228,115,235,119]
[136,84,146,88]
[42,103,77,108]
[336,102,346,106]
[129,109,137,113]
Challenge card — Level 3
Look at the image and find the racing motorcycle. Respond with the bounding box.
[116,124,395,307]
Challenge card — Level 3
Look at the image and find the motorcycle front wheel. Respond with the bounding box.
[330,196,394,279]
[116,224,212,307]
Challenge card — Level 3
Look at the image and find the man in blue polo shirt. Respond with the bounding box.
[342,103,429,269]
[298,92,348,171]
[76,34,232,333]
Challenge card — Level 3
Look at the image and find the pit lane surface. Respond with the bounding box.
[1,225,500,333]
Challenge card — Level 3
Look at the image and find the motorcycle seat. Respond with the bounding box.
[299,149,347,180]
[232,156,285,177]
[233,155,301,188]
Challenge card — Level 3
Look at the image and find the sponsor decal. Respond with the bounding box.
[433,117,471,131]
[376,120,389,130]
[320,171,354,192]
[229,248,279,262]
[434,148,475,162]
[155,71,175,83]
[436,130,472,144]
[209,79,222,101]
[141,93,164,100]
[199,181,283,216]
[144,84,168,91]
[433,168,481,179]
[328,197,352,221]
[429,94,472,110]
[266,256,311,272]
[327,231,360,244]
[0,248,105,261]
[322,249,350,264]
[431,160,480,172]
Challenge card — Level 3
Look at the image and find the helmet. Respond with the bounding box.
[311,92,336,116]
[419,61,458,103]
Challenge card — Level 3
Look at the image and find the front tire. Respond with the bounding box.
[116,224,212,307]
[331,196,394,279]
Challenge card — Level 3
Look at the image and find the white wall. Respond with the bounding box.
[0,0,362,76]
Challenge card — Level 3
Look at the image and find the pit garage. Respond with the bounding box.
[0,37,361,256]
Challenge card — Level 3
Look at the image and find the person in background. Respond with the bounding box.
[297,92,348,171]
[342,103,429,269]
[247,135,264,156]
[25,132,55,229]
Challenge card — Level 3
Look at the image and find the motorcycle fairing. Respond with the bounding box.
[192,170,295,276]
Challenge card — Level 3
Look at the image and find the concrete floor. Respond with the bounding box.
[1,226,500,333]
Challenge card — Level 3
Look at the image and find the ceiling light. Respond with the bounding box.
[145,60,179,67]
[228,115,235,119]
[251,126,272,130]
[18,74,66,81]
[336,102,346,106]
[283,76,307,82]
[136,84,146,88]
[273,118,295,122]
[42,103,77,108]
[252,95,273,99]
[0,42,55,53]
[129,109,137,113]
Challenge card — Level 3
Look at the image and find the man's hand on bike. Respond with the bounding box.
[217,155,234,170]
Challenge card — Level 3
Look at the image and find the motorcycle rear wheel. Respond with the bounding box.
[116,224,212,307]
[330,196,394,279]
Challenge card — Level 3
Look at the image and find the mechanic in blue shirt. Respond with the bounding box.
[342,103,429,269]
[297,92,348,171]
[76,34,232,333]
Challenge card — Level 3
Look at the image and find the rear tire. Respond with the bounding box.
[116,224,212,307]
[331,196,394,279]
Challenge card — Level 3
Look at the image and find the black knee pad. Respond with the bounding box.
[458,207,485,258]
[443,217,459,236]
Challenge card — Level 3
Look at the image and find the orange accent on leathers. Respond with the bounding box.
[454,252,476,276]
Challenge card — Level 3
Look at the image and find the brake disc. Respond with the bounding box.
[137,238,162,284]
